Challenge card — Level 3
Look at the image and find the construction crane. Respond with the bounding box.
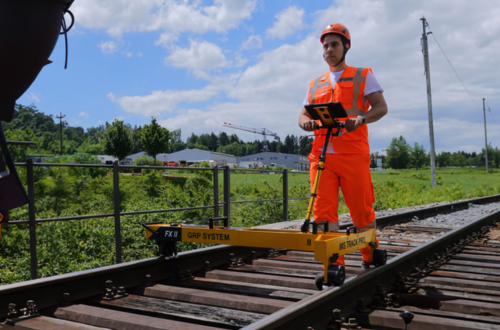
[222,122,280,152]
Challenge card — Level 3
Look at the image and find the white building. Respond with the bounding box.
[163,149,237,165]
[238,152,310,171]
[96,155,132,165]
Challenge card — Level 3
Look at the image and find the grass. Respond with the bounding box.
[0,166,498,285]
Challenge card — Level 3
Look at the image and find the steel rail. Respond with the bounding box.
[243,208,500,330]
[0,245,267,319]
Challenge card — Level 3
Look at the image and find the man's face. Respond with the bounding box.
[322,33,348,66]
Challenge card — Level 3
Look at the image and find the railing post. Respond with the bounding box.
[283,168,288,222]
[223,166,230,227]
[26,159,37,279]
[113,161,122,264]
[213,165,219,218]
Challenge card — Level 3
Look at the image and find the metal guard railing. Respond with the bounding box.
[9,160,309,279]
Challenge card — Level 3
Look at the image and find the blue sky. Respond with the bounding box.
[20,0,500,154]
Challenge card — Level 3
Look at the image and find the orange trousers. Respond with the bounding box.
[308,151,376,264]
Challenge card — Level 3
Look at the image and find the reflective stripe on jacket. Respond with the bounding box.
[307,66,372,154]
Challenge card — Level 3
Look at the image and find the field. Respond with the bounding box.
[0,166,499,284]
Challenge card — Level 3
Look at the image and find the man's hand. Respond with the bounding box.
[344,117,363,132]
[300,119,317,132]
[298,106,318,132]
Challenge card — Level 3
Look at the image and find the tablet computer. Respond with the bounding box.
[304,102,348,126]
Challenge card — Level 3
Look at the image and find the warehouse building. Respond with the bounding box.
[158,148,237,166]
[238,152,309,171]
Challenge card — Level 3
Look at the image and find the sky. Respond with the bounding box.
[19,0,500,155]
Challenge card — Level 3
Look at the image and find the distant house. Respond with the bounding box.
[238,152,309,171]
[162,148,237,166]
[96,155,132,165]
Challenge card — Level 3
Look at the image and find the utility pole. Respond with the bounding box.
[483,98,488,172]
[56,112,65,155]
[421,17,437,187]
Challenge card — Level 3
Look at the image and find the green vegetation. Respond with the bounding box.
[4,104,314,161]
[376,135,500,170]
[1,162,499,285]
[102,120,135,162]
[139,117,170,164]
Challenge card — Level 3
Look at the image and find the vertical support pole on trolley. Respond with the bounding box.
[113,161,122,264]
[27,159,37,279]
[223,166,230,227]
[283,168,288,221]
[213,165,219,218]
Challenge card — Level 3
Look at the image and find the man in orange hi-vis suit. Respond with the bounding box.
[298,23,388,269]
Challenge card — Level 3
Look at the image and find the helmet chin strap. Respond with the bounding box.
[332,41,350,68]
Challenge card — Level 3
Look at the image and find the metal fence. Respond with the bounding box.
[9,160,309,279]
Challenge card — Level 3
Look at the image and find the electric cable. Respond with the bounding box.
[426,21,481,111]
[485,101,499,126]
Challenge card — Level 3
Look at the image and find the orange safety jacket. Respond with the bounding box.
[307,66,372,154]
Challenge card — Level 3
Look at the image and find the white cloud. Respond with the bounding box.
[72,0,257,37]
[155,32,179,48]
[234,53,248,67]
[166,39,230,75]
[27,92,40,103]
[227,35,321,103]
[265,6,305,39]
[98,41,119,54]
[158,101,298,140]
[242,35,262,49]
[107,85,219,117]
[79,112,89,118]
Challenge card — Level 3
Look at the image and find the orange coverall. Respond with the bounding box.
[307,66,377,265]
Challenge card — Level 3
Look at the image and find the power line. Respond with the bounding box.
[426,22,482,111]
[485,100,499,126]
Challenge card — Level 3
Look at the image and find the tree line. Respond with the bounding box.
[5,104,499,168]
[3,104,314,162]
[377,136,500,169]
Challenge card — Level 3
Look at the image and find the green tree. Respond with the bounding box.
[171,129,182,143]
[229,134,240,144]
[409,142,428,170]
[4,128,36,162]
[219,132,229,146]
[450,152,466,167]
[139,117,170,164]
[103,120,134,162]
[171,142,186,152]
[76,140,104,155]
[187,133,198,148]
[209,133,218,151]
[436,152,451,167]
[385,136,410,169]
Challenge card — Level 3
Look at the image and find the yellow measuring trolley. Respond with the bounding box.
[143,220,386,290]
[144,102,387,290]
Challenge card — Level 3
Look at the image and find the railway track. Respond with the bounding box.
[1,195,500,330]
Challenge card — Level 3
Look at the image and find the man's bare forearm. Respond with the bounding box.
[364,91,388,124]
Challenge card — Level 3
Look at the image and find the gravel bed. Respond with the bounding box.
[258,200,500,231]
[398,202,499,229]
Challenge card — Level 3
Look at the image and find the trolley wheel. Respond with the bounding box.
[373,249,387,266]
[315,274,325,290]
[327,265,345,286]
